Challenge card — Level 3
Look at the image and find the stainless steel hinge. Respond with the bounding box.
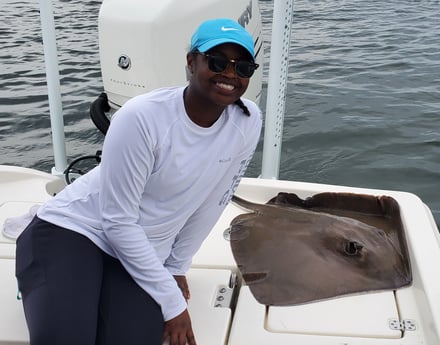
[214,273,237,308]
[389,318,417,331]
[214,285,234,308]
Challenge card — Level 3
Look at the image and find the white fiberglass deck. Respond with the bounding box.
[193,177,440,344]
[1,167,440,344]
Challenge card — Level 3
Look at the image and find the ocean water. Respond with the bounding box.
[1,0,439,225]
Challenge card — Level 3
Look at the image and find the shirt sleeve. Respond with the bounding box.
[98,100,186,321]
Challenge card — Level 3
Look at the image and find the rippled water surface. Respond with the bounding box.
[1,0,439,224]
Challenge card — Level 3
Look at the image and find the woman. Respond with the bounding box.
[15,18,262,345]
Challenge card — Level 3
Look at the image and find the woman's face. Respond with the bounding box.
[187,43,252,107]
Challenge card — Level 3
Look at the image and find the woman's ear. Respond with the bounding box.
[186,52,195,74]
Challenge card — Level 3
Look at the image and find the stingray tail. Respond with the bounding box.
[231,195,259,212]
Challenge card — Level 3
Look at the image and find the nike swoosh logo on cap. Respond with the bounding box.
[221,26,239,31]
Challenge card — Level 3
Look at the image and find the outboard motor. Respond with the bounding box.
[94,0,263,116]
[69,0,263,184]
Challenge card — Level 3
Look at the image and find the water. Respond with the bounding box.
[1,0,439,225]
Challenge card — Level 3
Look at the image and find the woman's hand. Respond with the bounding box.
[174,275,190,301]
[163,308,197,345]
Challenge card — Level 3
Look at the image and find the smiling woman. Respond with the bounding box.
[184,19,260,127]
[185,44,252,126]
[15,17,262,345]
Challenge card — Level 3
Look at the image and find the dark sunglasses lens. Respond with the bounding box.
[206,54,257,78]
[208,55,228,73]
[235,61,256,78]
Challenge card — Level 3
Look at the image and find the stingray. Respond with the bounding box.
[229,192,412,306]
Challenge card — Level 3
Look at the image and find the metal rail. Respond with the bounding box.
[39,0,67,176]
[261,0,294,179]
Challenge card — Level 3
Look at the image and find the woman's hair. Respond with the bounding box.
[234,98,251,116]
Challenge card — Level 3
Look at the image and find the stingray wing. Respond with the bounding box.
[230,193,412,306]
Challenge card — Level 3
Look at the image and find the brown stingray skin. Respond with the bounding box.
[230,193,412,306]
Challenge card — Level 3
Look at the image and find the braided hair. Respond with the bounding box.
[234,98,251,116]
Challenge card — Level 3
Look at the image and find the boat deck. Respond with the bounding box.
[1,166,440,344]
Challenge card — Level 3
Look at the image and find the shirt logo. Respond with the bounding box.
[221,26,239,32]
[219,157,232,163]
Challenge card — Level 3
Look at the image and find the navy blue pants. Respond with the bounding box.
[15,216,164,345]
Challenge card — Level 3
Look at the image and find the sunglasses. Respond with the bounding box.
[196,52,259,78]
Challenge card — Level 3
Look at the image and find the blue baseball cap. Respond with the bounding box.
[190,18,255,61]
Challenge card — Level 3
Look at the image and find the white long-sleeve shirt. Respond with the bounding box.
[38,86,262,321]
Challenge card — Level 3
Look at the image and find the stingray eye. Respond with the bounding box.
[344,241,364,256]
